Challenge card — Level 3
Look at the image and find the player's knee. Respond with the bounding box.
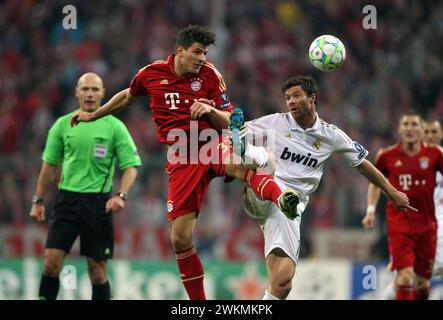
[270,275,293,299]
[270,281,292,299]
[415,276,430,300]
[88,262,107,284]
[396,269,414,285]
[42,252,63,276]
[415,285,430,300]
[170,230,193,251]
[169,214,196,251]
[42,259,63,277]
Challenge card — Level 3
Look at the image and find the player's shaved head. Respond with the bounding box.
[75,73,105,112]
[77,73,104,89]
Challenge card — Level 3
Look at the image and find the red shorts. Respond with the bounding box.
[388,230,437,279]
[166,136,233,220]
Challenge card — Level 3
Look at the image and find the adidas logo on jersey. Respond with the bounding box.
[280,147,318,168]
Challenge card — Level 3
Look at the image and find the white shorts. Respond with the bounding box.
[242,186,304,263]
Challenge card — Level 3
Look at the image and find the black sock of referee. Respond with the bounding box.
[39,275,60,300]
[92,281,111,300]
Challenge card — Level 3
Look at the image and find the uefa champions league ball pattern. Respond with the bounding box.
[309,35,346,72]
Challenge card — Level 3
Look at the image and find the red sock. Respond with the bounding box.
[396,284,414,300]
[175,247,206,300]
[414,287,430,300]
[244,169,282,206]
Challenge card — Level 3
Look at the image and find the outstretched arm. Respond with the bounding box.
[71,88,137,126]
[356,159,416,213]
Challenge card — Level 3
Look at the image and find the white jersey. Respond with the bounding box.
[434,171,443,269]
[245,112,368,209]
[434,171,443,222]
[242,112,369,263]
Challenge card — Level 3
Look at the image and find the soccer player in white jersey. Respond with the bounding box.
[229,75,415,300]
[381,119,443,300]
[425,120,443,281]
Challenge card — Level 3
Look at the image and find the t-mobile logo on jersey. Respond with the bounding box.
[399,174,412,191]
[165,93,180,110]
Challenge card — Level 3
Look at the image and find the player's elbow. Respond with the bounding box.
[356,159,370,176]
[125,88,137,104]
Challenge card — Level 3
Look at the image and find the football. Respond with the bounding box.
[309,35,346,72]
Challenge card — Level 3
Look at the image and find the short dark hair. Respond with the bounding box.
[400,110,422,121]
[401,110,421,118]
[424,118,441,126]
[281,75,318,103]
[399,110,423,126]
[176,25,216,50]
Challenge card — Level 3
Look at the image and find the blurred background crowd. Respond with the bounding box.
[1,0,443,262]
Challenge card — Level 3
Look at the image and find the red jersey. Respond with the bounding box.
[129,55,233,144]
[376,143,443,233]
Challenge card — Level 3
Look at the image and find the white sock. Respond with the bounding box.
[381,281,396,300]
[262,289,280,300]
[242,144,269,168]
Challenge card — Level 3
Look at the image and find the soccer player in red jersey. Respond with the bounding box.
[70,25,298,300]
[362,111,443,300]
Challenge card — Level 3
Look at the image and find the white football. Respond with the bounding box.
[309,35,346,72]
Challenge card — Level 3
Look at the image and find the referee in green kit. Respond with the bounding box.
[30,73,142,300]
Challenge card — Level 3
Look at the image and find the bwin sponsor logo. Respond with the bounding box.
[280,147,318,168]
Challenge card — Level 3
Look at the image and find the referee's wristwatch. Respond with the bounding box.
[32,195,43,204]
[115,192,127,201]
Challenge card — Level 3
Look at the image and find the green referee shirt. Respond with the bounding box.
[42,110,142,193]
